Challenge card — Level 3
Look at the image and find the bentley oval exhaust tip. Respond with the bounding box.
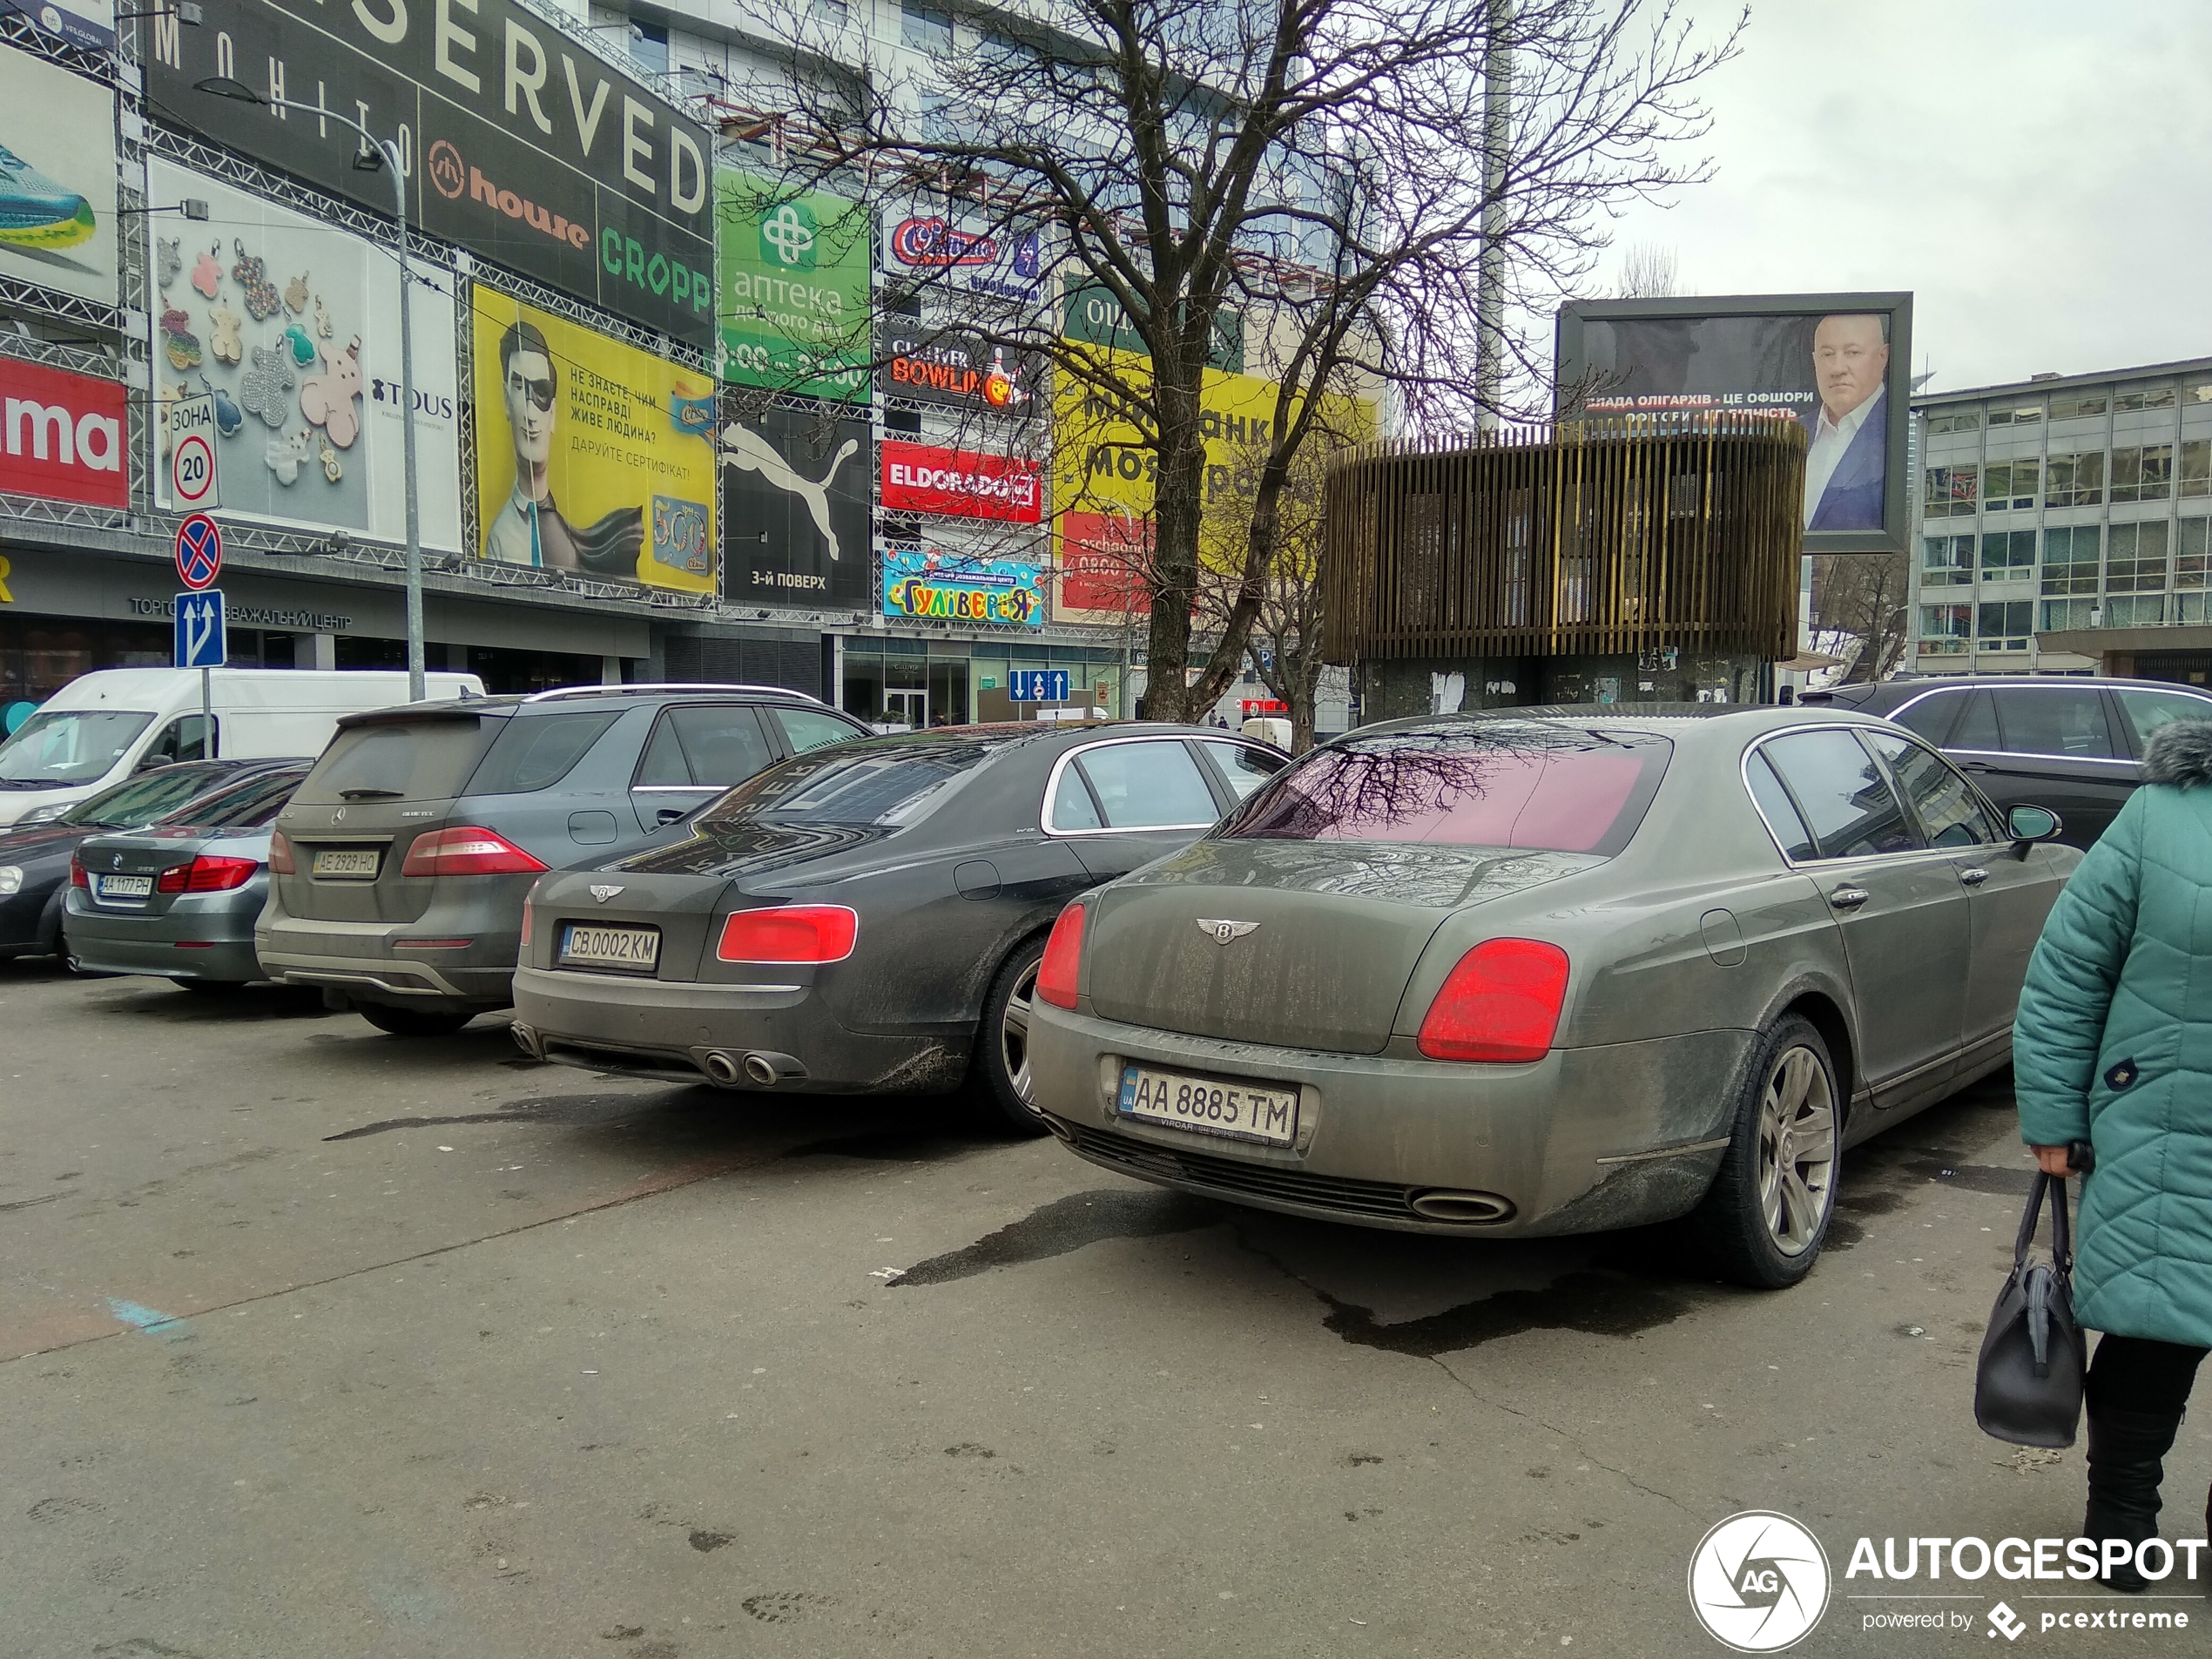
[701,1050,744,1088]
[742,1053,779,1088]
[1407,1189,1516,1224]
[509,1022,543,1061]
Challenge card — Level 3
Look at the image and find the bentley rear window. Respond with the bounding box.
[1219,727,1670,854]
[701,739,995,827]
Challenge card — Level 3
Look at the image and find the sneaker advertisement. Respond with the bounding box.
[0,43,117,306]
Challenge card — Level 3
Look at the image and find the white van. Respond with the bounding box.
[0,668,484,828]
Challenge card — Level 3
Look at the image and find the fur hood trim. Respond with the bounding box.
[2142,718,2212,788]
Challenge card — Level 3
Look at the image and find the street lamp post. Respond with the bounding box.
[191,79,426,701]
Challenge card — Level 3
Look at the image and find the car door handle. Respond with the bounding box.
[1959,867,1990,887]
[1828,886,1871,910]
[1960,760,1994,772]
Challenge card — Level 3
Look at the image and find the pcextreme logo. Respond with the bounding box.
[1689,1511,1831,1652]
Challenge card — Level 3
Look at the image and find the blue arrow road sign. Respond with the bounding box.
[1008,669,1071,702]
[173,590,226,669]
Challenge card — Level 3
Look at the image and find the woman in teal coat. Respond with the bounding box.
[2015,719,2212,1591]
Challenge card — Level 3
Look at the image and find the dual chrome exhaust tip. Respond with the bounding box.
[702,1049,806,1089]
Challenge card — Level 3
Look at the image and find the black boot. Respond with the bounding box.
[2083,1403,2185,1593]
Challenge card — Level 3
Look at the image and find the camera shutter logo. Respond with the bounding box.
[1686,1511,1829,1652]
[759,202,818,269]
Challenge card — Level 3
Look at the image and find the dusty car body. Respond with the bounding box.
[1026,705,2078,1284]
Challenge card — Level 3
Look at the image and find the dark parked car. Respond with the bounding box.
[0,759,306,965]
[509,723,1287,1130]
[257,685,869,1036]
[1804,676,2212,846]
[64,764,309,989]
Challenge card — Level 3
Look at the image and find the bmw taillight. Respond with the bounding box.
[714,905,859,964]
[1416,938,1570,1062]
[267,830,294,873]
[68,853,87,889]
[157,855,260,894]
[400,827,549,879]
[1036,901,1086,1010]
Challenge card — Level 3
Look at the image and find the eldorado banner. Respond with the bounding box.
[881,439,1042,523]
[145,0,714,346]
[470,289,717,593]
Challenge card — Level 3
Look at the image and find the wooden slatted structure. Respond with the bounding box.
[1322,415,1806,665]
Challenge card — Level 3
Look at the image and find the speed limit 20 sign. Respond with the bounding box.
[169,393,220,510]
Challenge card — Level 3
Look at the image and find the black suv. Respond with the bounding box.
[257,684,867,1035]
[1804,676,2212,846]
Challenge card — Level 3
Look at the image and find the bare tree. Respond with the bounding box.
[758,0,1739,720]
[1614,240,1681,297]
[1809,551,1912,683]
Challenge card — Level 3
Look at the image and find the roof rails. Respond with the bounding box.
[520,682,828,707]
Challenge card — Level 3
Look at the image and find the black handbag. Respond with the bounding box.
[1974,1170,2087,1448]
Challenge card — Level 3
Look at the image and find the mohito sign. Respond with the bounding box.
[146,0,713,346]
[0,357,126,509]
[880,440,1042,523]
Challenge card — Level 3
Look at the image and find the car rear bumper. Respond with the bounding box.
[510,965,969,1095]
[1027,1001,1752,1238]
[65,891,265,981]
[255,914,519,1007]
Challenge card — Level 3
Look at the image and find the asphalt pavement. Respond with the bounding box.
[3,958,2204,1656]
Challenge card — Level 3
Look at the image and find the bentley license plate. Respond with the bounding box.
[560,924,660,972]
[1116,1064,1298,1147]
[311,847,381,880]
[92,873,152,900]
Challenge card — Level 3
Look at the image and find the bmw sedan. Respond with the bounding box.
[0,759,306,966]
[509,723,1286,1130]
[64,763,308,988]
[1025,705,2078,1285]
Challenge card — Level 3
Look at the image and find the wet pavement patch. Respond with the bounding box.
[894,1189,1222,1286]
[1316,1269,1704,1357]
[322,1093,685,1142]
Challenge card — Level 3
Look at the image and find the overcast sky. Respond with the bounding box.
[1590,0,2212,395]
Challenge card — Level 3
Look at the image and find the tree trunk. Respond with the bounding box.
[1135,361,1211,721]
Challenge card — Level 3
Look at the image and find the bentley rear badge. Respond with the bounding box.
[1197,918,1258,946]
[589,885,624,903]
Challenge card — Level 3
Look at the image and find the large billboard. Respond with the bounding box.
[145,0,714,346]
[0,356,125,508]
[469,289,717,593]
[1051,348,1373,622]
[1554,292,1915,555]
[0,46,118,306]
[718,398,870,608]
[718,173,870,401]
[149,158,463,548]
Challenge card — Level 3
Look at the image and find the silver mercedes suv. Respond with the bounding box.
[257,684,866,1035]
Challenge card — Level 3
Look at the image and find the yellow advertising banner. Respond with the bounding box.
[470,288,718,594]
[1051,346,1373,622]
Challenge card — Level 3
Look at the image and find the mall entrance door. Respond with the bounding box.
[885,688,927,729]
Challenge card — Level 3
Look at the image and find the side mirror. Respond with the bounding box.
[2006,804,2062,853]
